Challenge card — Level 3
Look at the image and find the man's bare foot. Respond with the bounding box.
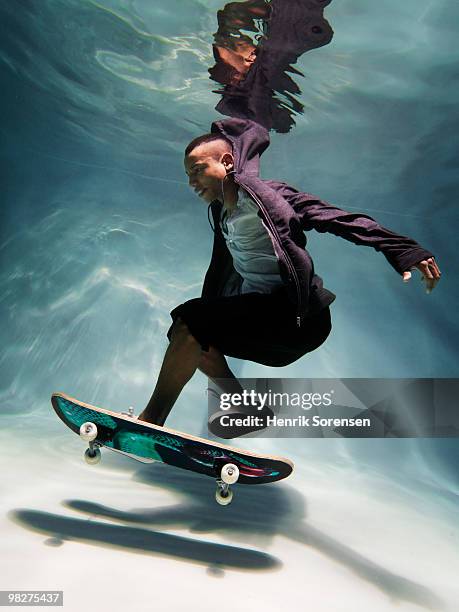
[137,411,153,424]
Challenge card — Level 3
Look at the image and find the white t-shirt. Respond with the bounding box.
[220,188,283,294]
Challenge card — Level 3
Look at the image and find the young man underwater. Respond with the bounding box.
[138,118,441,437]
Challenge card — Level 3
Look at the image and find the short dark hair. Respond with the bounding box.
[184,133,232,158]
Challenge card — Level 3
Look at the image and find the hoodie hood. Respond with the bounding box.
[211,118,270,176]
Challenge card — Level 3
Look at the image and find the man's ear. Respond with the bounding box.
[221,152,234,173]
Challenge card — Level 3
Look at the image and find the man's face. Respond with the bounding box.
[184,143,233,204]
[217,42,256,74]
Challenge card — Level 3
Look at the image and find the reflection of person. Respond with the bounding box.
[210,0,334,132]
[210,0,269,85]
[138,118,441,435]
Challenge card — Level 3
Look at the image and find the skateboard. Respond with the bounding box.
[51,392,294,505]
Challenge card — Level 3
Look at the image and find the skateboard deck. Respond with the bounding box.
[51,392,293,504]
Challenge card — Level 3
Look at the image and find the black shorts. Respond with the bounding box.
[167,286,332,367]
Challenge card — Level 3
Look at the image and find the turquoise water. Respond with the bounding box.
[1,2,458,610]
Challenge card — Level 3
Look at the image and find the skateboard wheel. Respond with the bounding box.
[80,422,98,442]
[220,463,239,485]
[215,487,233,506]
[84,447,101,465]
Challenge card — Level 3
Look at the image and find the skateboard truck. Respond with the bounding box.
[215,463,240,506]
[121,406,135,418]
[80,422,102,465]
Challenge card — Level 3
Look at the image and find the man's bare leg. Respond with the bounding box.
[138,319,202,425]
[198,345,244,396]
[138,319,243,426]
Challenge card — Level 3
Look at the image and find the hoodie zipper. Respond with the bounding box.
[235,180,303,327]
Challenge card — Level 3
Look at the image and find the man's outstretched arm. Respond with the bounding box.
[279,186,441,293]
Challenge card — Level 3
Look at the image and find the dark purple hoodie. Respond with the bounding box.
[203,118,434,326]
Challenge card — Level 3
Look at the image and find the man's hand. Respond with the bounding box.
[402,257,441,293]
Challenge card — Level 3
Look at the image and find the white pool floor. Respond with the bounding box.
[1,418,458,612]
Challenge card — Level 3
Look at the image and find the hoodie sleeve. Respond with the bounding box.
[278,186,434,275]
